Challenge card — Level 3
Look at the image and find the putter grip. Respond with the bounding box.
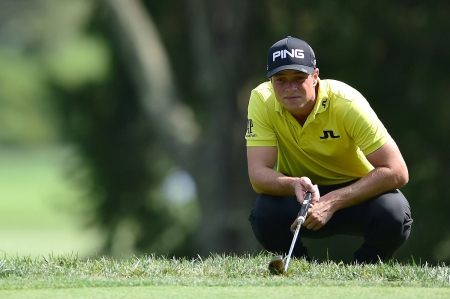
[298,191,312,220]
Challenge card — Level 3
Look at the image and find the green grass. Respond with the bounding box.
[1,286,449,299]
[1,146,450,297]
[0,145,101,258]
[0,253,449,298]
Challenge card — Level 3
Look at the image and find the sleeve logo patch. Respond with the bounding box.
[246,119,257,137]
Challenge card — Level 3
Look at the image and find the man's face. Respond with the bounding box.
[271,69,318,115]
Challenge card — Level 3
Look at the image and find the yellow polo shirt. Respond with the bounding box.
[245,78,390,185]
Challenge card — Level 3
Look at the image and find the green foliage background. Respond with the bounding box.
[1,0,449,263]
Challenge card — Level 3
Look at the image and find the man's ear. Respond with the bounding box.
[313,68,320,78]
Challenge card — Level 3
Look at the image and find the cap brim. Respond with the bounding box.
[267,65,314,78]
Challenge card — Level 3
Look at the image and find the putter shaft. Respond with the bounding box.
[283,191,312,272]
[284,219,302,271]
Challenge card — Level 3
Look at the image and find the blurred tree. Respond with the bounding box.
[98,0,257,256]
[59,0,450,262]
[135,0,450,262]
[50,0,200,257]
[3,0,449,263]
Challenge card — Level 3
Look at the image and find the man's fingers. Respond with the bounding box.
[290,220,297,231]
[295,182,318,204]
[295,189,305,204]
[310,184,320,203]
[310,184,319,193]
[300,176,314,188]
[302,214,311,227]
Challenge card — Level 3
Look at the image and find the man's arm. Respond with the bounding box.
[247,146,318,203]
[302,138,409,230]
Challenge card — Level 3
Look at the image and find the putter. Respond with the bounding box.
[267,255,284,274]
[268,191,312,274]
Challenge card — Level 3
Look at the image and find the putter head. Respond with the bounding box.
[268,255,285,275]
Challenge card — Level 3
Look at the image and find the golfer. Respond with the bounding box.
[246,36,412,263]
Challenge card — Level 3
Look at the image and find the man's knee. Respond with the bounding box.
[370,191,412,230]
[250,194,299,233]
[365,190,413,254]
[249,194,308,256]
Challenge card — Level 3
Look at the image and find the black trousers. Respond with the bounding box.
[248,181,413,263]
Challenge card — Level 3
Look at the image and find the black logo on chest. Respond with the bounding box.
[319,130,340,139]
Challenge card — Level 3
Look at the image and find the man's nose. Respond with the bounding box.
[286,81,298,92]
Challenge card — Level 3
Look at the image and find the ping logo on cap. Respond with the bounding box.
[266,36,316,77]
[272,49,305,61]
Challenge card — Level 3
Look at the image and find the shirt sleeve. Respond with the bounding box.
[245,88,278,147]
[344,97,391,155]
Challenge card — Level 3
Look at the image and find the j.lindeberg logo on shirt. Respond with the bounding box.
[319,130,340,139]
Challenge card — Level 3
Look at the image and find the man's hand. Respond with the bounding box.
[293,177,320,205]
[290,180,320,230]
[302,198,334,231]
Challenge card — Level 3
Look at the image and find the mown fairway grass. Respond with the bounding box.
[0,146,101,258]
[1,147,449,298]
[1,149,449,298]
[1,253,449,298]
